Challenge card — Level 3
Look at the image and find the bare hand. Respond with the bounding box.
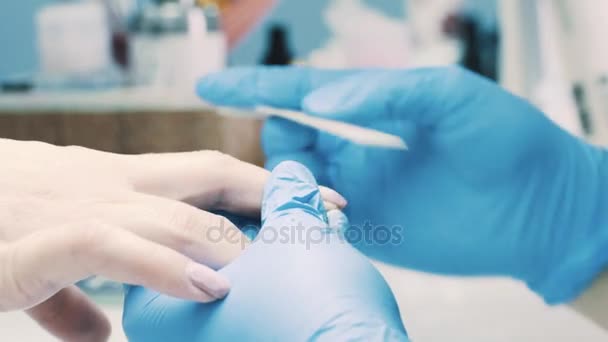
[0,139,346,341]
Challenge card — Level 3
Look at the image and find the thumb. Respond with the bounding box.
[261,161,328,233]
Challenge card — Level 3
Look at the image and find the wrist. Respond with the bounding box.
[528,145,608,304]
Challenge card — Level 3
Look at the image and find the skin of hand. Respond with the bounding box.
[197,66,608,306]
[0,138,347,341]
[123,161,409,342]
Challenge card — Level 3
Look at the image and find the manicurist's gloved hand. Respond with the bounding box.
[198,66,608,304]
[123,161,409,341]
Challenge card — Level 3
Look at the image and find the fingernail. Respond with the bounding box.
[186,262,231,299]
[328,191,348,208]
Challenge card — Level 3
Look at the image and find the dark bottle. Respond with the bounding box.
[261,24,293,65]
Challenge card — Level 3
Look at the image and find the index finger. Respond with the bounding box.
[123,151,346,217]
[197,67,358,109]
[123,151,268,217]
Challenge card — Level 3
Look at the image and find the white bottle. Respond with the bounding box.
[36,0,120,88]
[186,3,226,87]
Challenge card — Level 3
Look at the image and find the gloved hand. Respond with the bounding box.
[198,66,608,304]
[123,161,409,341]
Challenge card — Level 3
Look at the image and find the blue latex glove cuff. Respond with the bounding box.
[531,238,608,304]
[529,148,608,304]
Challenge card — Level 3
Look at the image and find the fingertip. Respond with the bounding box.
[262,161,324,223]
[323,201,339,211]
[320,186,348,208]
[185,262,231,301]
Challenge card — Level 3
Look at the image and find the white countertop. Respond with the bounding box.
[2,265,607,342]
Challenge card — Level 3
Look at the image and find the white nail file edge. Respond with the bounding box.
[216,105,407,150]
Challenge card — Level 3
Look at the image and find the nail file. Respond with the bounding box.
[216,105,408,150]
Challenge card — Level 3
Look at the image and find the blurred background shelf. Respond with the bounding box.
[0,88,264,165]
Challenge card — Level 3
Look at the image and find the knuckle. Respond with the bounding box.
[68,221,122,273]
[201,150,237,168]
[192,151,242,207]
[167,203,206,242]
[61,145,93,157]
[67,221,114,259]
[205,214,230,238]
[62,145,117,166]
[169,205,229,247]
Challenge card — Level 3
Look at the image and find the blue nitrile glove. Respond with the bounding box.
[197,66,608,304]
[122,161,409,341]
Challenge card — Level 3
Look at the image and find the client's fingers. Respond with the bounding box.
[124,193,249,269]
[0,223,229,311]
[122,151,269,216]
[26,286,111,342]
[320,187,348,209]
[122,150,347,217]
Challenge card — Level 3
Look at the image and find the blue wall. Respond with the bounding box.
[230,0,404,65]
[0,0,52,78]
[0,0,405,78]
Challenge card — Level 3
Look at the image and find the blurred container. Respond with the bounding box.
[261,23,294,65]
[129,0,189,86]
[406,0,462,66]
[129,0,226,88]
[555,0,608,144]
[185,2,226,86]
[36,0,123,89]
[104,0,139,69]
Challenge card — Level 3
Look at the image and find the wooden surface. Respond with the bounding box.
[0,110,264,165]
